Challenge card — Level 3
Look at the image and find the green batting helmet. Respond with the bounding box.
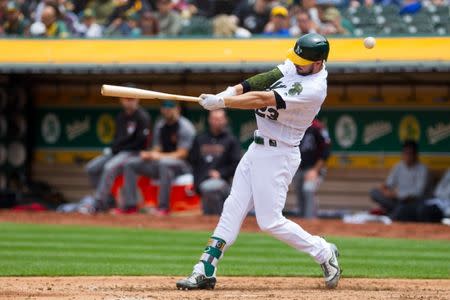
[287,33,330,66]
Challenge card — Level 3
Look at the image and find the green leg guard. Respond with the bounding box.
[199,236,226,277]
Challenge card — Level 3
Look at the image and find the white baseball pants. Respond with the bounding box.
[213,142,331,264]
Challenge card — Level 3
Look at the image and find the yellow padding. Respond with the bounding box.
[1,37,449,64]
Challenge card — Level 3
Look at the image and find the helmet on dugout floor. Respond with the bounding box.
[287,33,330,66]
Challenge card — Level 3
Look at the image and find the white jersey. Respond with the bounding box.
[255,59,328,146]
[191,60,336,285]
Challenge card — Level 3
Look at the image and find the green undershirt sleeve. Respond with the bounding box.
[241,67,284,93]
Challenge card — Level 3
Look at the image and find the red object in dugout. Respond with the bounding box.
[111,175,200,212]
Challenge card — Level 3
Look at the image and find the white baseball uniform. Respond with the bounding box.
[194,59,332,276]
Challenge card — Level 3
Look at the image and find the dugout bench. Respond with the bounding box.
[32,161,446,213]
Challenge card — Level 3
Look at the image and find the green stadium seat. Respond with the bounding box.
[179,16,213,36]
[435,5,449,18]
[348,4,444,35]
[373,5,383,15]
[351,10,377,27]
[431,14,441,25]
[376,15,386,26]
[353,25,378,36]
[381,4,400,17]
[431,12,448,35]
[381,22,408,35]
[407,24,433,34]
[411,12,432,23]
[435,25,447,35]
[397,12,434,34]
[379,26,392,35]
[431,13,449,25]
[402,14,413,24]
[347,6,376,20]
[428,6,449,35]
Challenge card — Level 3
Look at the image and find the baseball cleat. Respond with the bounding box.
[176,272,216,290]
[320,243,341,289]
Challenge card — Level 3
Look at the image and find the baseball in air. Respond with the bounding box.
[364,37,376,49]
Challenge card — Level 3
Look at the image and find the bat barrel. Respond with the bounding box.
[101,85,200,103]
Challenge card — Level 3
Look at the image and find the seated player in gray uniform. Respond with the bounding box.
[84,89,150,213]
[417,169,450,223]
[370,140,429,221]
[188,109,241,215]
[122,100,195,215]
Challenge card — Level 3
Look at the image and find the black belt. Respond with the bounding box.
[254,135,278,147]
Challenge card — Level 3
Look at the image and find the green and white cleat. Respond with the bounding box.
[176,272,217,290]
[320,243,341,289]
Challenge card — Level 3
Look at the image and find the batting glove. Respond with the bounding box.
[216,86,236,98]
[199,94,226,110]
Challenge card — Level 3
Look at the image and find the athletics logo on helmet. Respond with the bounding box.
[287,33,330,66]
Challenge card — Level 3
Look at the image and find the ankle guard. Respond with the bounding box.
[199,236,226,277]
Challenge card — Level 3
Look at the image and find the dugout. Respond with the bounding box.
[0,37,449,210]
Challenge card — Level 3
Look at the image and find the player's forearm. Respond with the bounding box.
[159,148,188,160]
[224,91,276,109]
[312,159,325,172]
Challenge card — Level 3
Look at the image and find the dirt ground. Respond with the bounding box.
[1,276,449,300]
[0,211,449,300]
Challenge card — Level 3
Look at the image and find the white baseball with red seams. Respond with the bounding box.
[364,37,376,49]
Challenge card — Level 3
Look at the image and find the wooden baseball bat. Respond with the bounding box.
[101,84,200,103]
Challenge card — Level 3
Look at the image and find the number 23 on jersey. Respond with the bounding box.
[255,107,279,121]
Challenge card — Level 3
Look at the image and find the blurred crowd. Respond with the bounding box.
[0,0,448,38]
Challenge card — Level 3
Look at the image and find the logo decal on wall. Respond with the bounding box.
[97,114,115,145]
[335,115,357,149]
[399,115,420,142]
[41,113,61,144]
[67,117,91,141]
[427,122,450,145]
[363,121,392,145]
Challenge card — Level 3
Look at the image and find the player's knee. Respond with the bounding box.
[103,162,117,173]
[123,159,140,172]
[85,165,94,176]
[85,161,98,175]
[258,222,277,233]
[256,217,284,233]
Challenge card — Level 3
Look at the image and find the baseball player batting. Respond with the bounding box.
[176,33,341,290]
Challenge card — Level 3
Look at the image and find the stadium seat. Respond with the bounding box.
[381,4,400,17]
[431,11,449,35]
[179,16,213,36]
[410,12,434,33]
[380,21,408,35]
[373,5,384,15]
[435,26,447,35]
[434,5,449,18]
[354,25,378,36]
[350,7,377,26]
